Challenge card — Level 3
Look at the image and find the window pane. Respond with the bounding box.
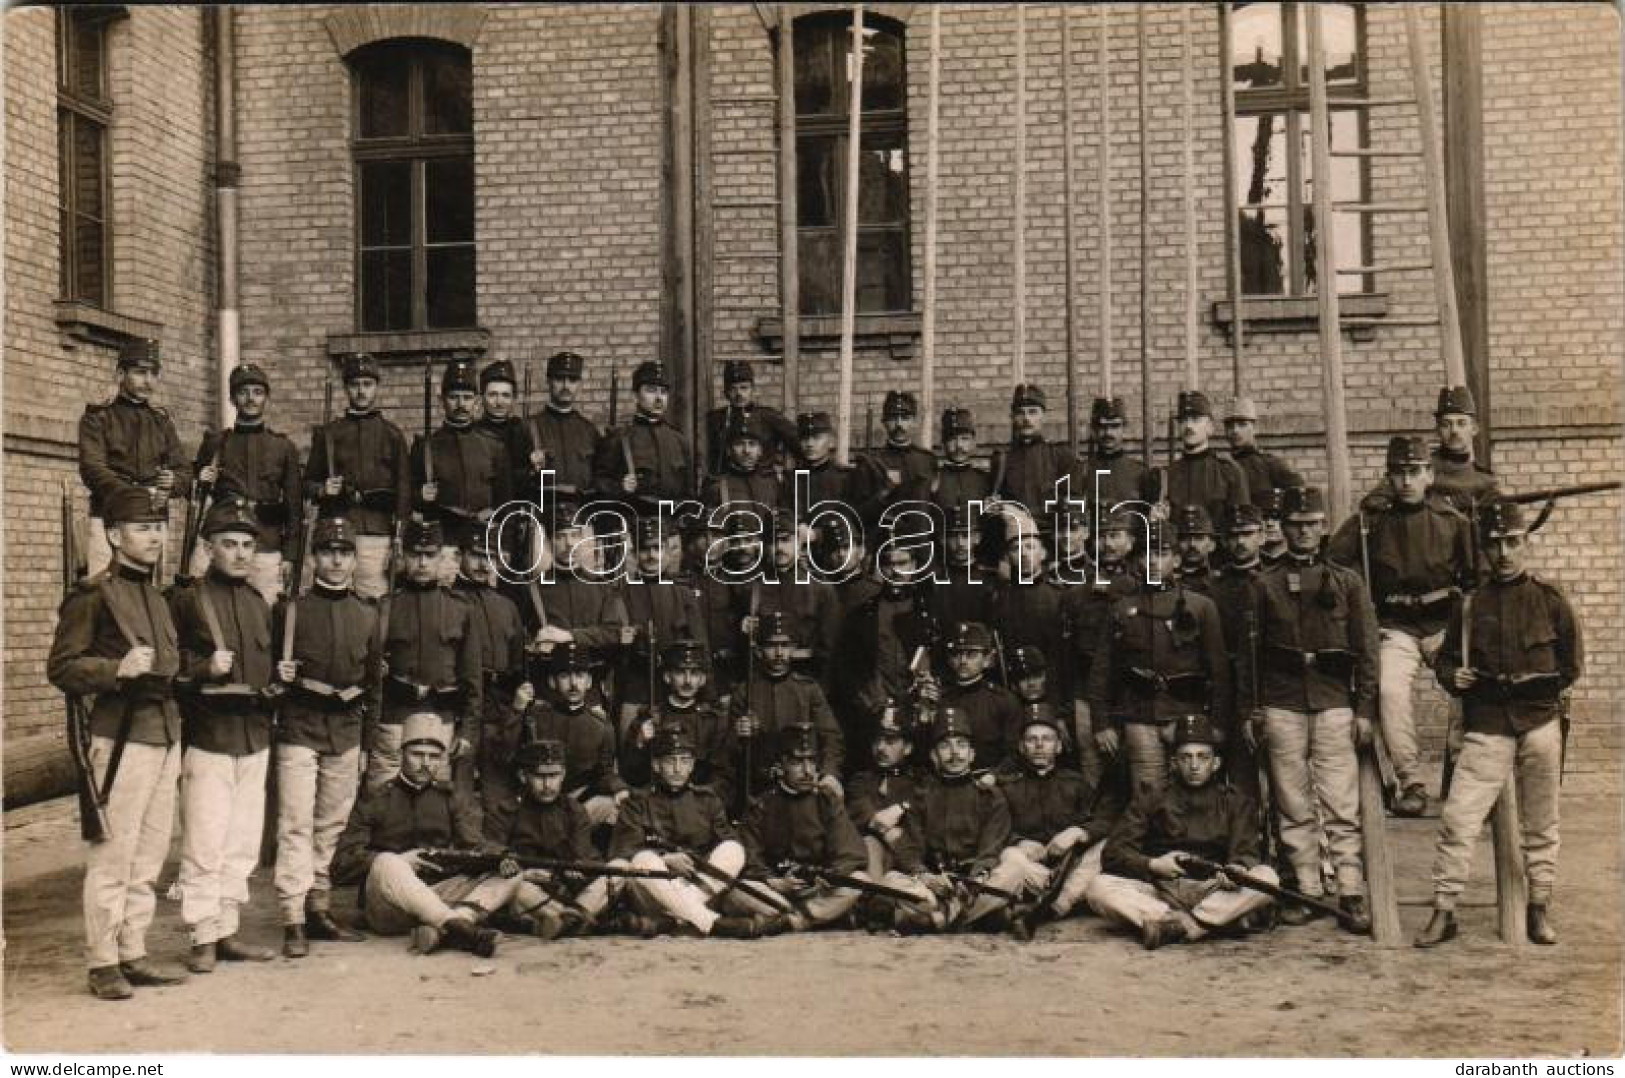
[72,114,105,221]
[860,26,905,112]
[797,230,841,316]
[422,49,473,135]
[73,213,106,306]
[425,156,474,244]
[426,245,476,328]
[361,249,413,331]
[1234,112,1289,295]
[857,229,908,312]
[857,137,908,226]
[1302,110,1367,293]
[68,13,106,101]
[360,161,412,247]
[356,50,411,138]
[794,22,838,117]
[797,135,839,228]
[1298,4,1361,87]
[1232,3,1284,92]
[1239,208,1289,295]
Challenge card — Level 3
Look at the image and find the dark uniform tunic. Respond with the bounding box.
[170,572,274,755]
[705,404,801,476]
[1436,573,1582,737]
[1088,582,1233,730]
[1228,445,1301,505]
[928,460,993,517]
[846,766,921,837]
[991,439,1085,516]
[755,576,841,677]
[1429,447,1500,513]
[194,423,304,553]
[996,762,1121,844]
[1058,559,1135,702]
[619,698,737,805]
[534,573,630,663]
[1101,780,1263,880]
[478,414,534,482]
[526,405,601,493]
[1237,555,1379,717]
[526,701,624,798]
[849,442,937,522]
[332,774,486,890]
[942,678,1022,771]
[988,576,1069,705]
[736,671,845,795]
[931,563,992,632]
[618,574,708,705]
[48,564,182,745]
[1086,447,1153,511]
[594,415,694,502]
[1328,499,1474,640]
[897,772,1011,874]
[609,782,736,859]
[411,422,512,547]
[78,394,191,517]
[740,784,868,876]
[1165,448,1251,522]
[832,586,934,739]
[484,790,597,858]
[702,470,783,513]
[796,459,854,509]
[382,582,483,732]
[275,580,379,755]
[305,408,412,536]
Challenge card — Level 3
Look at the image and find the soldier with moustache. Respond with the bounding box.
[78,337,191,576]
[702,408,784,511]
[305,353,412,600]
[595,361,695,508]
[190,363,303,602]
[830,539,937,753]
[271,516,376,958]
[617,514,707,721]
[916,621,1023,774]
[412,359,512,584]
[932,503,991,630]
[620,638,738,807]
[732,611,846,803]
[928,407,993,518]
[848,391,938,523]
[529,507,635,667]
[450,529,527,805]
[519,643,627,830]
[1222,396,1301,503]
[1330,435,1477,817]
[1160,390,1251,525]
[1427,385,1500,512]
[49,487,188,1000]
[705,361,800,476]
[845,702,922,880]
[985,511,1069,710]
[1256,487,1291,568]
[1082,396,1152,513]
[524,351,602,497]
[990,383,1086,517]
[1174,504,1219,596]
[1209,503,1271,800]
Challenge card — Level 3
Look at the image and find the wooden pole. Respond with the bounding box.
[1406,4,1468,391]
[1442,4,1489,464]
[1180,2,1199,391]
[664,7,695,438]
[1060,4,1079,451]
[690,6,715,481]
[1135,3,1151,466]
[777,7,801,416]
[920,5,942,448]
[1218,1,1246,395]
[1098,2,1113,400]
[1357,749,1403,947]
[1013,4,1028,386]
[1491,778,1531,946]
[834,2,865,468]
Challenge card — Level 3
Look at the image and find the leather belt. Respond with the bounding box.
[1120,667,1207,702]
[1265,645,1356,680]
[383,676,462,709]
[1380,587,1460,614]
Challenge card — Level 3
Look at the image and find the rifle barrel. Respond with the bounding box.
[1504,480,1621,505]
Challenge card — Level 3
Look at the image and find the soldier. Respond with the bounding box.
[704,360,799,476]
[617,514,707,716]
[845,703,921,879]
[523,643,627,829]
[48,486,188,1000]
[794,411,851,507]
[189,363,303,602]
[929,407,993,517]
[702,408,783,510]
[831,541,936,755]
[999,702,1124,939]
[595,361,694,507]
[986,512,1068,709]
[1086,714,1276,948]
[620,638,737,806]
[522,350,601,499]
[919,621,1022,772]
[733,612,846,803]
[305,353,412,599]
[78,337,191,576]
[371,517,482,796]
[1083,396,1153,512]
[1419,500,1582,948]
[483,739,611,939]
[991,383,1085,516]
[1048,502,1093,584]
[1238,485,1379,934]
[752,513,841,679]
[1174,504,1219,595]
[1223,396,1301,501]
[849,390,937,522]
[932,503,990,629]
[1329,435,1476,816]
[1210,503,1271,800]
[729,723,872,934]
[272,516,376,958]
[169,496,277,971]
[476,359,535,479]
[1257,487,1290,568]
[412,358,512,584]
[1088,521,1231,797]
[531,511,634,664]
[1060,509,1138,790]
[605,725,760,938]
[450,529,527,806]
[331,712,514,957]
[1428,385,1500,512]
[1160,390,1251,524]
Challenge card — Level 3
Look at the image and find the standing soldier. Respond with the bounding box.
[1257,487,1290,568]
[753,514,841,680]
[620,638,738,806]
[305,353,411,600]
[1329,436,1476,817]
[595,361,694,508]
[932,504,990,629]
[1209,503,1270,799]
[794,411,851,507]
[704,361,800,476]
[272,516,375,958]
[618,515,707,722]
[451,530,528,804]
[1223,396,1301,502]
[190,363,303,602]
[1161,390,1251,524]
[531,511,634,664]
[412,358,511,584]
[831,542,936,754]
[987,515,1068,709]
[991,383,1085,516]
[732,612,846,803]
[702,409,783,510]
[49,487,188,1000]
[525,351,601,497]
[1238,485,1379,934]
[929,407,993,517]
[1419,500,1581,947]
[920,621,1023,772]
[1174,505,1219,595]
[476,359,535,480]
[1084,396,1152,513]
[78,337,191,576]
[1428,385,1500,512]
[1060,510,1138,790]
[523,642,628,829]
[849,391,937,522]
[169,496,278,970]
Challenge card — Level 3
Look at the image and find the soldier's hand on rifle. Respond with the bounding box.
[739,614,759,638]
[1094,726,1120,758]
[513,681,536,712]
[276,659,299,684]
[1243,711,1264,753]
[1049,826,1087,859]
[1451,667,1479,691]
[1017,839,1046,862]
[208,649,235,678]
[975,771,997,790]
[818,774,844,800]
[734,711,761,740]
[155,468,176,493]
[872,804,905,832]
[619,624,638,647]
[497,856,521,879]
[1214,865,1241,891]
[322,476,345,499]
[451,736,472,760]
[661,851,696,878]
[614,788,631,806]
[913,672,941,706]
[529,449,548,470]
[197,463,219,486]
[117,645,156,681]
[401,848,440,876]
[1149,853,1187,880]
[1353,715,1375,749]
[421,481,438,503]
[621,473,639,494]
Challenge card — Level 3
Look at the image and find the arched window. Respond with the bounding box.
[349,39,475,331]
[794,12,911,315]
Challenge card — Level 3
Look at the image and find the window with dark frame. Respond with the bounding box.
[350,39,476,333]
[793,12,911,317]
[1230,2,1369,298]
[57,7,113,308]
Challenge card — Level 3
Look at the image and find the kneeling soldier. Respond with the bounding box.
[523,642,627,829]
[1086,714,1275,948]
[845,702,921,880]
[620,638,737,806]
[332,713,515,957]
[1417,500,1582,948]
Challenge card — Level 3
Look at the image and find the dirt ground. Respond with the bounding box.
[3,788,1621,1057]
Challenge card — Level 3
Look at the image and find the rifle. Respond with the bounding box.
[1355,511,1399,800]
[772,862,931,908]
[420,848,680,881]
[370,518,404,737]
[864,402,874,455]
[1439,588,1471,802]
[176,433,222,587]
[1504,480,1621,533]
[1024,839,1085,919]
[736,586,760,820]
[322,368,336,499]
[1243,607,1276,864]
[641,834,793,912]
[944,871,1020,904]
[1176,854,1361,931]
[61,484,111,843]
[992,628,1011,688]
[421,357,436,489]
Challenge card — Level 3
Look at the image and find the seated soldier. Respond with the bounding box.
[845,700,922,880]
[729,723,871,934]
[484,739,612,940]
[998,702,1124,940]
[605,725,760,938]
[879,708,1039,934]
[918,621,1022,773]
[331,713,517,958]
[1086,714,1276,949]
[620,638,737,807]
[522,642,627,829]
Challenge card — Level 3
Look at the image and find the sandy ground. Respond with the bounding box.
[3,789,1621,1057]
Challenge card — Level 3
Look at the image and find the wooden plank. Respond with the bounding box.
[1443,3,1491,464]
[1135,2,1151,466]
[920,4,942,446]
[1013,3,1027,385]
[1180,2,1198,391]
[660,6,694,436]
[1492,780,1530,946]
[834,3,865,467]
[1358,746,1404,947]
[1098,2,1113,399]
[777,6,800,415]
[1405,4,1468,388]
[691,5,715,487]
[1218,1,1246,395]
[1060,2,1078,451]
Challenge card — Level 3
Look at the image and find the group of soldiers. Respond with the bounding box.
[51,336,1583,1001]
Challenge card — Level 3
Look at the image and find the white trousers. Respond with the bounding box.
[620,842,747,935]
[1377,628,1444,790]
[82,738,181,968]
[1261,707,1364,897]
[363,854,521,936]
[273,744,361,922]
[1431,724,1562,905]
[179,746,270,944]
[1087,866,1278,939]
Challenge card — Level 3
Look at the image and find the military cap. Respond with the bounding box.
[1255,487,1286,521]
[882,390,918,419]
[650,723,696,758]
[480,359,517,390]
[516,738,568,772]
[546,351,585,379]
[940,407,976,439]
[634,514,668,548]
[771,511,800,539]
[202,494,258,538]
[723,512,766,539]
[1010,383,1047,411]
[661,638,709,672]
[341,353,380,383]
[945,620,994,652]
[441,358,478,396]
[401,712,450,752]
[1090,396,1128,425]
[944,502,978,533]
[1019,700,1062,735]
[402,515,444,552]
[229,363,270,395]
[1385,435,1431,471]
[1435,385,1476,418]
[312,516,356,550]
[779,722,821,760]
[1008,645,1047,680]
[1478,499,1528,540]
[117,337,161,371]
[1178,504,1215,539]
[755,610,798,646]
[633,361,670,390]
[874,700,909,738]
[1171,713,1221,748]
[1146,519,1176,555]
[102,486,168,526]
[1175,389,1214,420]
[547,641,593,675]
[723,360,755,388]
[930,706,975,746]
[1281,485,1327,522]
[1100,506,1140,533]
[797,411,833,438]
[460,527,495,556]
[724,407,765,444]
[1225,503,1264,533]
[1225,396,1260,422]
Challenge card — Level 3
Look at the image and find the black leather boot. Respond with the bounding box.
[1413,908,1458,948]
[1527,903,1557,945]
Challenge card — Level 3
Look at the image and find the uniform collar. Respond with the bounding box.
[115,392,151,409]
[205,568,250,587]
[934,769,975,786]
[312,579,350,599]
[546,402,577,417]
[1435,445,1472,464]
[634,411,663,425]
[345,406,377,419]
[114,561,154,582]
[440,419,474,432]
[232,419,266,432]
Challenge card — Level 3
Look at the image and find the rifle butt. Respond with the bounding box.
[1356,745,1403,947]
